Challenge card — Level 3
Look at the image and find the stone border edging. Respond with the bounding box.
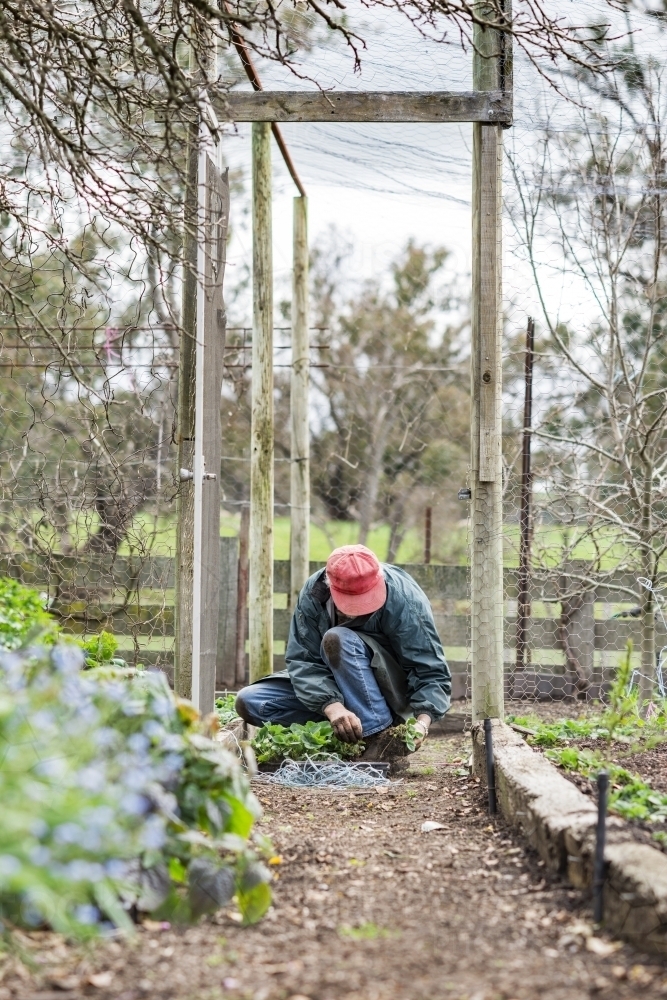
[471,719,667,955]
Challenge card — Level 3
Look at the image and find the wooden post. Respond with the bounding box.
[174,113,198,701]
[516,316,534,671]
[249,122,274,682]
[192,154,229,712]
[424,507,432,565]
[470,2,509,721]
[290,196,310,607]
[217,535,239,691]
[235,503,250,686]
[174,121,229,708]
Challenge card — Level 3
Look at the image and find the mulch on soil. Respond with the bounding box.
[4,731,667,1000]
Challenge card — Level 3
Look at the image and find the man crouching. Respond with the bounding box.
[235,545,451,762]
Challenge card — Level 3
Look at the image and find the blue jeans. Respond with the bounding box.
[235,626,394,737]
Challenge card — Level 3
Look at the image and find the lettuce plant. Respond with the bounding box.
[251,720,363,763]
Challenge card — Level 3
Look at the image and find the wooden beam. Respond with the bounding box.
[213,90,512,124]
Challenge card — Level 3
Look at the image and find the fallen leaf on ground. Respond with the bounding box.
[421,821,446,832]
[566,920,593,939]
[48,975,81,991]
[629,965,654,986]
[88,971,114,988]
[586,937,622,957]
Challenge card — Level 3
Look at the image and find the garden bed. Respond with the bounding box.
[508,710,667,855]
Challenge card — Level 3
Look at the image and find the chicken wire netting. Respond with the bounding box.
[1,1,666,706]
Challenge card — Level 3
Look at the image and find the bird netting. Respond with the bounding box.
[1,0,665,709]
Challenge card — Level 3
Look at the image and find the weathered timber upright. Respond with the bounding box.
[217,535,239,690]
[174,107,229,708]
[470,2,510,721]
[290,196,310,608]
[249,122,274,681]
[191,155,229,711]
[235,504,250,686]
[174,112,198,701]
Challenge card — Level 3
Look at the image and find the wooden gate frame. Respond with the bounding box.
[214,9,512,721]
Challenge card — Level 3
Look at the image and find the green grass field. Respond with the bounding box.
[17,506,646,572]
[119,512,469,564]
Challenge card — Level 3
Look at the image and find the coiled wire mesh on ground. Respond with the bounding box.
[251,755,394,789]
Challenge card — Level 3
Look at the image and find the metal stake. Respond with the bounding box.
[593,771,608,923]
[484,718,497,815]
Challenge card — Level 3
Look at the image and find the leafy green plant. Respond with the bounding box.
[394,717,421,751]
[545,746,667,823]
[216,693,240,727]
[0,643,271,939]
[81,630,127,669]
[251,721,363,763]
[604,640,638,740]
[0,578,127,672]
[0,577,56,648]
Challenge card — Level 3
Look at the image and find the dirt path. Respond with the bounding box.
[8,732,667,1000]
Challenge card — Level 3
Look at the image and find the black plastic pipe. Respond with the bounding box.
[593,771,608,923]
[484,718,497,815]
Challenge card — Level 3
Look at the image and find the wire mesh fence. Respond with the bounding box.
[0,1,665,716]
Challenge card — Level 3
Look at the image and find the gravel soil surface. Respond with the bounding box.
[622,742,667,792]
[4,729,667,1000]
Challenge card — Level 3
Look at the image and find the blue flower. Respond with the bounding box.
[140,815,166,850]
[53,823,83,845]
[119,792,150,816]
[28,846,51,866]
[74,904,101,925]
[0,855,21,877]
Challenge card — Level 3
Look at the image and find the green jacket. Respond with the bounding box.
[283,564,451,722]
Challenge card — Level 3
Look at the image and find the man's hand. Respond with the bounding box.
[414,713,431,748]
[324,702,363,744]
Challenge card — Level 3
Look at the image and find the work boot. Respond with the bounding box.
[358,726,412,764]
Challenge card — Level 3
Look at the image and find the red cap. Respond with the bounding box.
[326,545,387,616]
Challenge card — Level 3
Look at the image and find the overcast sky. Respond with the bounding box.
[219,1,661,332]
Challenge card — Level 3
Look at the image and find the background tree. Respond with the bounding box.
[508,41,667,701]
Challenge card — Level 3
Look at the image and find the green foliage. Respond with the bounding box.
[509,643,659,751]
[394,717,421,752]
[81,630,126,669]
[545,746,595,771]
[604,640,638,739]
[215,694,240,727]
[545,746,667,823]
[0,643,271,939]
[251,721,363,763]
[0,577,129,674]
[513,659,667,825]
[515,716,605,747]
[0,577,56,649]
